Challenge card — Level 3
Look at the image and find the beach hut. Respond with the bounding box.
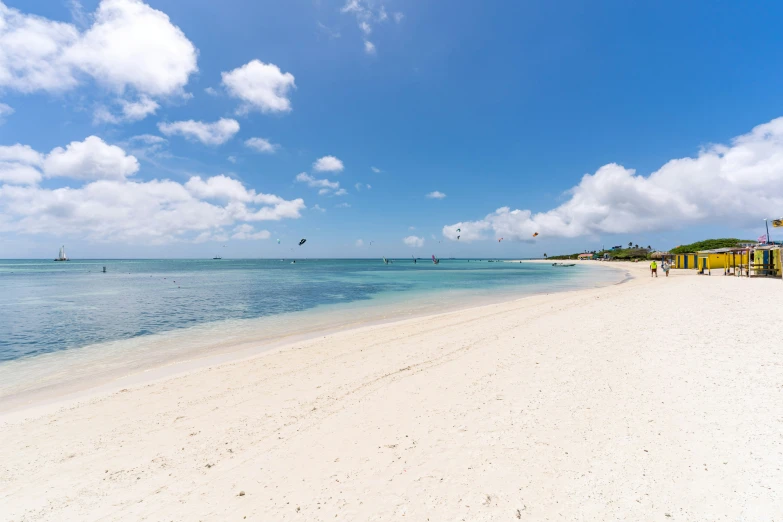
[578,253,594,260]
[674,253,698,269]
[722,245,780,277]
[694,248,737,275]
[748,245,782,277]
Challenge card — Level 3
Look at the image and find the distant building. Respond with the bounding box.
[578,253,594,260]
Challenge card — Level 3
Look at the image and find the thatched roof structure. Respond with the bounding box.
[650,251,670,259]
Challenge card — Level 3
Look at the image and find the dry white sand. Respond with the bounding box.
[1,262,781,521]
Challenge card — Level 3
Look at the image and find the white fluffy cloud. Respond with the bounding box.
[158,118,240,146]
[64,0,197,96]
[0,2,80,92]
[0,144,44,166]
[221,59,295,115]
[0,163,42,185]
[119,96,159,121]
[0,136,137,183]
[313,155,344,172]
[0,173,304,243]
[403,235,424,248]
[426,191,446,199]
[296,172,339,190]
[0,136,305,242]
[244,137,279,154]
[185,174,288,206]
[0,0,197,120]
[371,166,381,173]
[444,117,783,242]
[295,172,347,197]
[44,136,139,180]
[364,40,376,55]
[355,239,363,247]
[231,223,271,240]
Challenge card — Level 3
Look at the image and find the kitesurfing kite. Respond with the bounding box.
[298,239,307,246]
[277,239,281,244]
[498,238,504,243]
[457,235,460,240]
[533,232,539,237]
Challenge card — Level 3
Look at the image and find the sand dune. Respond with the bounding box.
[1,262,781,521]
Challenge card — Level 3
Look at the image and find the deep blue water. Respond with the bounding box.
[0,259,617,362]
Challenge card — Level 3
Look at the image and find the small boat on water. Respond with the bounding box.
[552,262,575,267]
[213,255,222,260]
[54,245,69,262]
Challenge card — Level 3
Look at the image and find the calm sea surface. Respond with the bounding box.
[0,258,624,363]
[0,259,627,405]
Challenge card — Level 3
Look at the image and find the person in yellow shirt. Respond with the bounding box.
[650,260,658,277]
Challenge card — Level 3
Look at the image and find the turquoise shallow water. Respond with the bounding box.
[0,259,626,403]
[0,258,622,363]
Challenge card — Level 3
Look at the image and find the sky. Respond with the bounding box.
[1,0,783,259]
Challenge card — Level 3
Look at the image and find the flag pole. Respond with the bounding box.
[765,218,770,245]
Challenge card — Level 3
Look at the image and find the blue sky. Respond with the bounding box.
[1,0,783,258]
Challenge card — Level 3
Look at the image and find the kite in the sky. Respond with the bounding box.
[533,232,539,237]
[457,235,460,240]
[498,238,504,242]
[299,238,307,246]
[277,239,281,244]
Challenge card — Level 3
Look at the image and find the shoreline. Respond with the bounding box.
[4,261,780,520]
[0,261,627,417]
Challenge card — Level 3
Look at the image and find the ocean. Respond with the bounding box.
[0,259,625,403]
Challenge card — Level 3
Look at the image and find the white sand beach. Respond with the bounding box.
[1,262,781,521]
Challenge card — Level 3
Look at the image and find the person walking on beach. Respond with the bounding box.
[662,260,671,277]
[650,259,658,277]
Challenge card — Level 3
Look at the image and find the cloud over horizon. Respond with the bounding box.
[403,235,424,248]
[444,117,783,242]
[0,137,305,243]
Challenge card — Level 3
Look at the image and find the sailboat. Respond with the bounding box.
[213,253,222,260]
[54,245,69,262]
[382,257,389,265]
[432,254,439,265]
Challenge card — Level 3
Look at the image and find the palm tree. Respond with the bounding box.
[543,253,547,258]
[647,245,651,250]
[634,244,639,249]
[628,241,633,248]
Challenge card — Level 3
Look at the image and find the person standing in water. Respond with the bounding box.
[650,259,658,277]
